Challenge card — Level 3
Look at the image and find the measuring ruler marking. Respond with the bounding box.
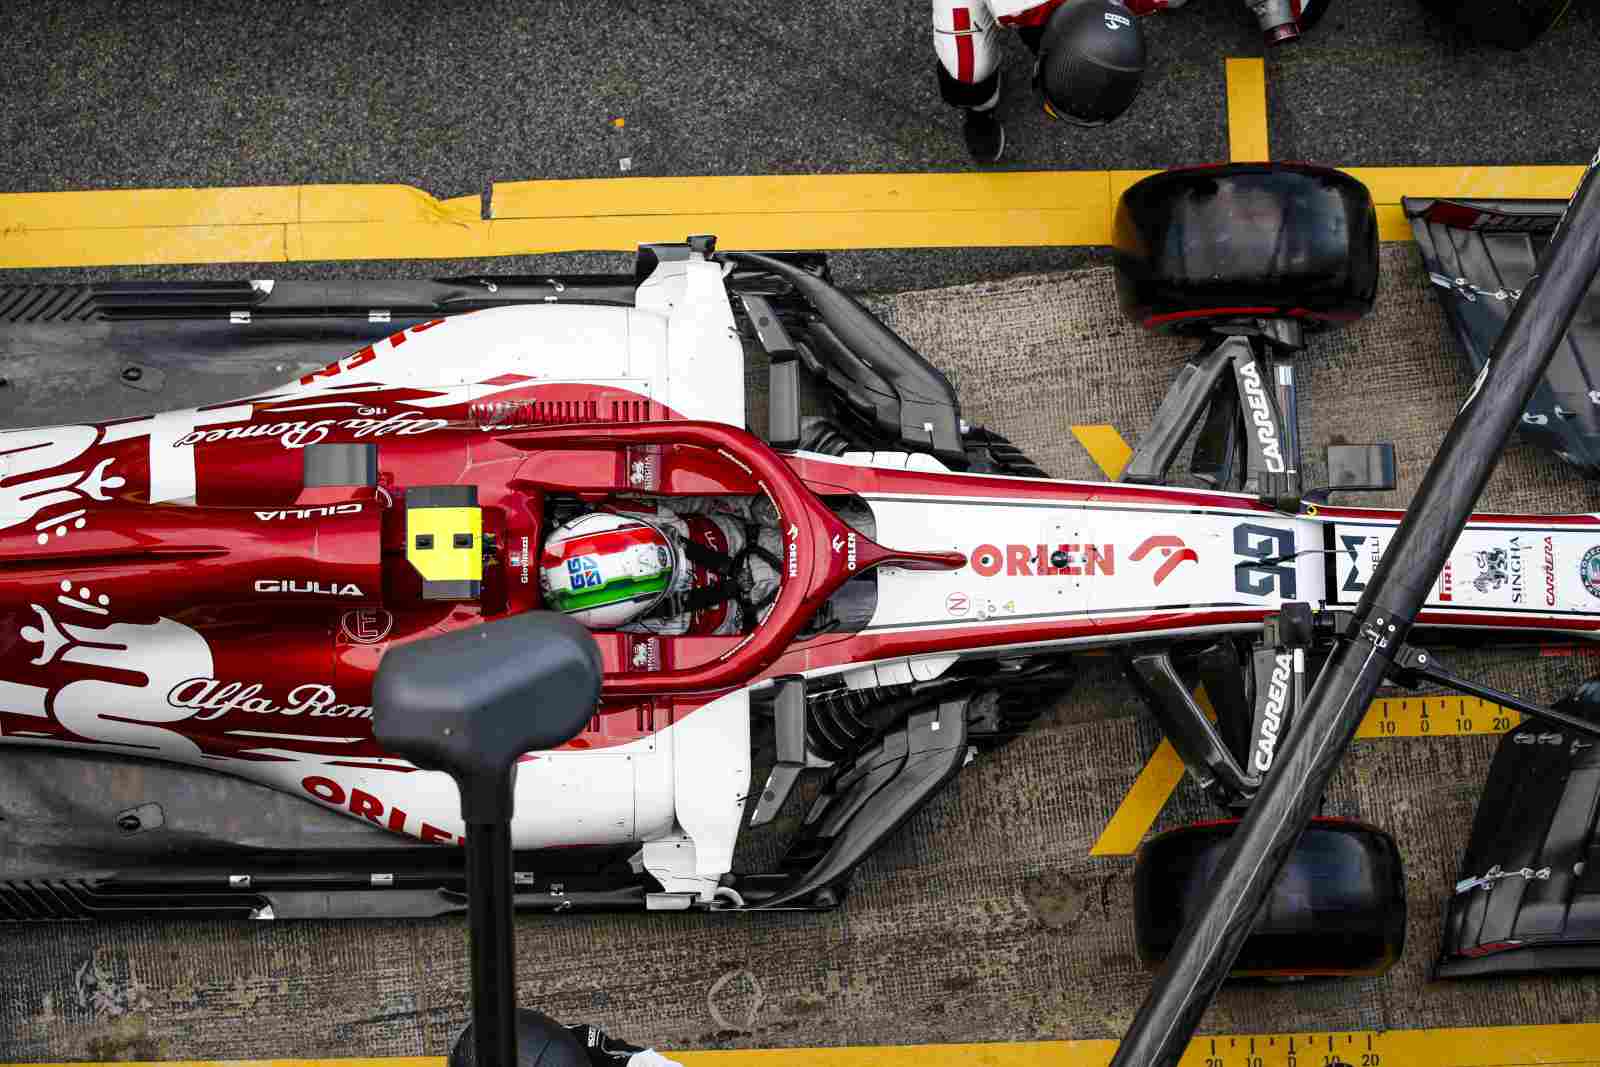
[666,1024,1600,1065]
[1356,694,1523,739]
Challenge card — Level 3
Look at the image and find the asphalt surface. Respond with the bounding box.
[2,1,1599,292]
[3,0,1598,195]
[4,0,1600,1061]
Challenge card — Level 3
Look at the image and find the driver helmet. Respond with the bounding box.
[1034,0,1147,128]
[539,512,680,629]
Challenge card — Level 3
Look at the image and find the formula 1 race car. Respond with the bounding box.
[2,165,1598,986]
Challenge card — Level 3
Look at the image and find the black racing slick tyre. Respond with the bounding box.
[1418,0,1572,49]
[1134,818,1406,978]
[1113,163,1379,336]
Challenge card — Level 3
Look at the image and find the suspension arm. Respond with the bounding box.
[1389,645,1600,741]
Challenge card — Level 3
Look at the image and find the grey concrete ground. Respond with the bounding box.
[4,0,1600,1060]
[4,247,1600,1061]
[1,1,1597,196]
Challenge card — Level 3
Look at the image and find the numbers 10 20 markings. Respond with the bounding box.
[1354,695,1519,740]
[1190,1032,1379,1067]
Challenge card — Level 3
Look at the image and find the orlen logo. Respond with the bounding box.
[970,543,1114,577]
[297,319,446,385]
[1129,535,1199,586]
[832,531,859,571]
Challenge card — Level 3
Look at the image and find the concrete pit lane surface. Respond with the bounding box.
[3,0,1600,1060]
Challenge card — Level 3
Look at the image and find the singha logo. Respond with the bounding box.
[1472,548,1510,593]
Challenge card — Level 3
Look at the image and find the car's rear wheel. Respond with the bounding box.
[1113,163,1379,337]
[1134,817,1406,978]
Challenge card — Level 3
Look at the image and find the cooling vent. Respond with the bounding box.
[470,398,656,428]
[0,285,100,323]
[0,880,268,921]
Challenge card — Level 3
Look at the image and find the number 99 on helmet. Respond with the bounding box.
[539,513,681,629]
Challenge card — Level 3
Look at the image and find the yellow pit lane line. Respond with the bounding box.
[0,57,1589,268]
[13,1023,1600,1067]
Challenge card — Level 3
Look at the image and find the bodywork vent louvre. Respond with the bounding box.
[1,881,90,920]
[0,285,100,323]
[470,398,661,428]
[0,880,268,921]
[610,399,649,423]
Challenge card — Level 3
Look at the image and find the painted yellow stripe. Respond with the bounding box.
[490,171,1116,218]
[1093,694,1523,857]
[1225,58,1269,163]
[1071,424,1134,480]
[2,162,1583,268]
[1090,737,1187,856]
[19,1023,1600,1067]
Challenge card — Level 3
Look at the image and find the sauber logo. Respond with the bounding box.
[1238,362,1287,474]
[1129,535,1198,586]
[255,579,366,597]
[970,543,1114,578]
[1253,653,1293,773]
[255,503,364,521]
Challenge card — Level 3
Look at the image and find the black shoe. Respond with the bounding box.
[963,108,1005,164]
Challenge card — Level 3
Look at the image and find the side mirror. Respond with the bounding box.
[1308,443,1397,502]
[373,612,601,824]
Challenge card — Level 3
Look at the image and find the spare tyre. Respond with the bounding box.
[1114,162,1379,336]
[1134,817,1406,977]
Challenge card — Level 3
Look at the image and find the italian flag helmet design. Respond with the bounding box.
[539,512,679,628]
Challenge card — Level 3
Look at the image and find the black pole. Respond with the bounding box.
[466,822,519,1067]
[1111,150,1600,1067]
[371,614,603,1067]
